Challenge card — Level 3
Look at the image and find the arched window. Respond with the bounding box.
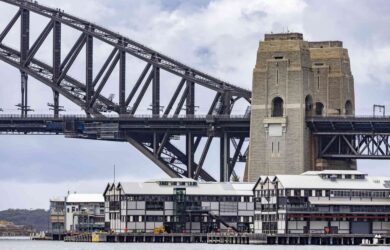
[272,97,284,117]
[305,95,313,115]
[315,102,324,116]
[345,100,353,115]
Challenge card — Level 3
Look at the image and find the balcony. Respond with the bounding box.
[287,206,390,214]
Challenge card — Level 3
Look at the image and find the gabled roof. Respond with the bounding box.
[103,183,113,196]
[253,176,274,191]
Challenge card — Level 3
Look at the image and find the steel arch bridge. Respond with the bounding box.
[1,0,390,183]
[0,0,251,182]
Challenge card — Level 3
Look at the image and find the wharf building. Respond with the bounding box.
[49,193,105,237]
[49,197,66,239]
[65,193,105,232]
[253,170,390,235]
[103,178,254,233]
[247,33,356,181]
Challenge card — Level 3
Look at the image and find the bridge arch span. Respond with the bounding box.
[0,0,252,182]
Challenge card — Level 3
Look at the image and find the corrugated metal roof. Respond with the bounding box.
[275,175,390,190]
[50,197,65,202]
[118,181,255,196]
[66,193,104,203]
[302,170,366,175]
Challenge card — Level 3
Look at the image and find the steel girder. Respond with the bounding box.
[0,0,251,181]
[0,114,250,181]
[308,116,390,159]
[317,134,390,159]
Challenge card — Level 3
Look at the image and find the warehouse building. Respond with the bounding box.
[104,178,254,233]
[64,193,105,232]
[253,170,390,235]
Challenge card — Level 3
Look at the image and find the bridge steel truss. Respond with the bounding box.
[307,116,390,160]
[0,0,252,182]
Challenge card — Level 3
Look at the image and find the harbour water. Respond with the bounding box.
[0,238,381,250]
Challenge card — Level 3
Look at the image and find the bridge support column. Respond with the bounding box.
[186,133,194,178]
[220,132,230,182]
[119,48,126,114]
[20,73,28,117]
[20,8,29,117]
[152,60,160,116]
[186,76,195,178]
[86,32,94,115]
[53,20,61,117]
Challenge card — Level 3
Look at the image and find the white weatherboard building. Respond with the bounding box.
[65,193,105,232]
[253,170,390,235]
[104,178,254,233]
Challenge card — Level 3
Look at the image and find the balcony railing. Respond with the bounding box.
[287,206,390,213]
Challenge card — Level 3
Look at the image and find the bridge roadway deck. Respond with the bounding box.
[1,115,390,136]
[0,115,250,139]
[306,116,390,134]
[1,115,390,161]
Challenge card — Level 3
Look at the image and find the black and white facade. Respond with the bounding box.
[104,178,254,233]
[253,170,390,235]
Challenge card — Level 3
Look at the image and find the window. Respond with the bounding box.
[146,201,164,210]
[315,102,324,116]
[317,76,320,90]
[272,97,284,117]
[305,95,313,115]
[355,175,365,180]
[345,100,353,115]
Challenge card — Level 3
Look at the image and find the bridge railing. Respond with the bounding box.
[0,114,251,120]
[307,115,390,120]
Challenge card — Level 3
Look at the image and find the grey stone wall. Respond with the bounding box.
[247,33,356,181]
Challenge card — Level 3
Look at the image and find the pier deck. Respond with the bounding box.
[63,232,390,245]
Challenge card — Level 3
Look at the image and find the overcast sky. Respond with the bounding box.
[0,0,389,210]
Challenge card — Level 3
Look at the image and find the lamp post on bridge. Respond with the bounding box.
[15,103,34,116]
[47,103,65,117]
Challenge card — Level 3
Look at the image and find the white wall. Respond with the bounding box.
[287,221,306,234]
[373,221,390,234]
